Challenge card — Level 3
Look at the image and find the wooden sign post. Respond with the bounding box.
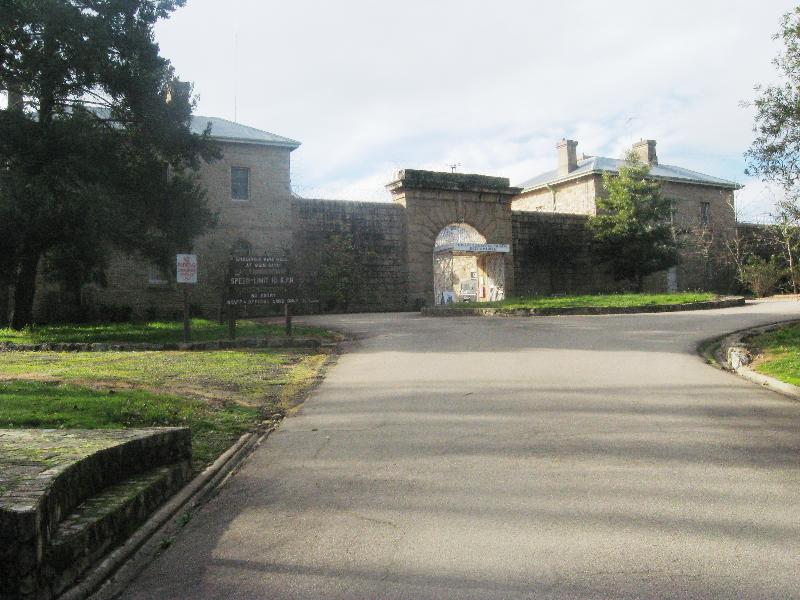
[225,254,296,339]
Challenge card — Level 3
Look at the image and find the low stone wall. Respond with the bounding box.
[0,428,191,600]
[422,296,746,317]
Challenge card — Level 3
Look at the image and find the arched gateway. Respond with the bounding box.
[386,169,521,307]
[432,224,508,304]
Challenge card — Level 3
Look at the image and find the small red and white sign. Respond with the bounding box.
[176,254,198,284]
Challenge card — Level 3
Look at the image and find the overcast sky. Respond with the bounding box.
[155,0,797,222]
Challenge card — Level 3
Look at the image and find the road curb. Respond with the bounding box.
[59,428,271,600]
[0,336,321,353]
[707,319,800,402]
[421,296,745,317]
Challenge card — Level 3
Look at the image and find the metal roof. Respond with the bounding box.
[517,156,740,191]
[191,116,300,150]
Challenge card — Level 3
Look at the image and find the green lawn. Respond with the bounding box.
[456,292,717,310]
[0,381,261,470]
[750,323,800,387]
[0,318,334,345]
[0,349,325,407]
[0,346,330,471]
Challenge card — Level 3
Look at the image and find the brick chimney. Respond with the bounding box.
[166,80,191,104]
[632,139,658,165]
[557,139,578,177]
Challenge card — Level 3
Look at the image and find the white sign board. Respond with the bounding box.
[434,242,510,254]
[176,254,198,284]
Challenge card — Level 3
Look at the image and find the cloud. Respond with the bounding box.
[735,179,785,223]
[155,0,797,208]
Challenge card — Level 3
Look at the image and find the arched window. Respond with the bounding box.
[231,239,252,257]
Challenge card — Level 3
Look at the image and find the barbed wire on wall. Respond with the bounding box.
[290,184,393,202]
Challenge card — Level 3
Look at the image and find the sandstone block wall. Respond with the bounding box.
[512,176,600,215]
[512,211,620,296]
[662,181,737,291]
[291,198,408,312]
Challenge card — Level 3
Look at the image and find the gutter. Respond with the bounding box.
[211,136,301,150]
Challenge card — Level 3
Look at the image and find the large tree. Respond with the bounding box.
[745,7,800,296]
[746,6,800,189]
[588,152,679,291]
[0,0,219,328]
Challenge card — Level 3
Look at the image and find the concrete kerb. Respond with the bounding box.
[0,336,321,353]
[704,319,800,402]
[421,296,746,317]
[58,428,271,600]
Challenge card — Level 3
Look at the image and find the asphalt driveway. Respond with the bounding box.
[122,301,800,599]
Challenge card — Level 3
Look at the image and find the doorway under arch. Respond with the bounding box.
[432,223,508,305]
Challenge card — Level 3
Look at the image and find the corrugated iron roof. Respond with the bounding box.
[517,156,740,191]
[191,116,300,150]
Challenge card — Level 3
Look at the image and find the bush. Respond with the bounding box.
[740,256,785,297]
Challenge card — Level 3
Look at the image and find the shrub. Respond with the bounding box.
[740,256,785,297]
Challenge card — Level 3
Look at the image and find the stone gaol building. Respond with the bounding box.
[30,118,741,320]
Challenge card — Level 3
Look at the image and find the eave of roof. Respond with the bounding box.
[191,115,301,150]
[517,156,741,193]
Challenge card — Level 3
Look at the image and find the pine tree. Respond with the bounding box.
[589,151,679,291]
[0,0,219,328]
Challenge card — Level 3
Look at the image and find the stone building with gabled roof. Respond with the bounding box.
[59,116,303,321]
[512,139,741,292]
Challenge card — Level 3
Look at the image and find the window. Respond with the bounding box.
[231,166,250,201]
[669,199,677,225]
[700,202,710,226]
[148,264,169,285]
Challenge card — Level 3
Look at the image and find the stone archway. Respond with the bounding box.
[386,169,521,307]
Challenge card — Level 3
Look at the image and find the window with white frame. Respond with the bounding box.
[231,166,250,201]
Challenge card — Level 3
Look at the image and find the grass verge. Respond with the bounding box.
[0,381,260,470]
[456,292,717,310]
[0,347,331,471]
[0,318,334,345]
[749,323,800,386]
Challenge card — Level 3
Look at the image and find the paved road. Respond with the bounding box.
[123,302,800,599]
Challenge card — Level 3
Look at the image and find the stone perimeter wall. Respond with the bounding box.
[291,198,408,312]
[512,211,621,296]
[291,200,626,308]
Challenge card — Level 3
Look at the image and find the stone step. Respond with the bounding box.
[1,428,192,600]
[42,461,191,599]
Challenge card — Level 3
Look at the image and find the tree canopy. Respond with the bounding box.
[746,7,800,188]
[588,152,679,290]
[0,0,219,328]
